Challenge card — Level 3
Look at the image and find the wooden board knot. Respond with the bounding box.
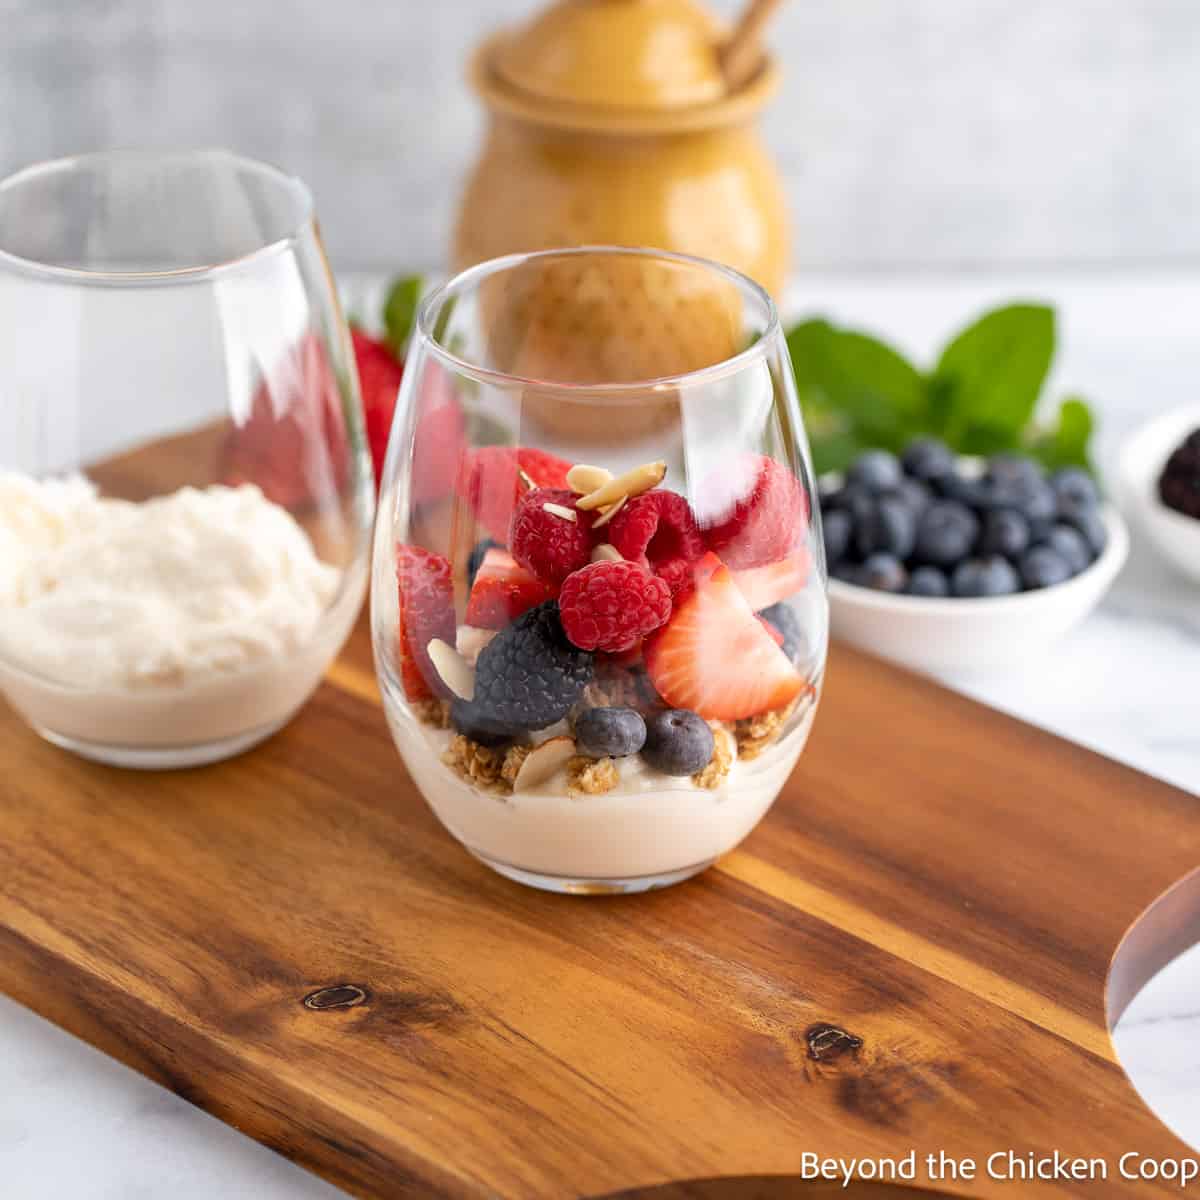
[806,1022,864,1062]
[303,985,370,1011]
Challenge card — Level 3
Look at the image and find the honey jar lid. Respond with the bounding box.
[493,0,728,113]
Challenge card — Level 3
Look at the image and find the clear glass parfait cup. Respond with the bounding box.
[0,150,374,768]
[371,247,827,894]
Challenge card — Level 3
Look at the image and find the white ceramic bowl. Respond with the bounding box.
[1118,404,1200,586]
[828,506,1129,676]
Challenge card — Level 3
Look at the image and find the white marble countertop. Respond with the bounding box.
[2,269,1198,1197]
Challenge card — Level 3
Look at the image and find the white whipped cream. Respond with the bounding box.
[0,474,361,753]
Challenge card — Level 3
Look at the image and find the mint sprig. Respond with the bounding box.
[787,302,1095,477]
[381,274,424,357]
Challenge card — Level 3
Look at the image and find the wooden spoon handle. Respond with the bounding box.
[719,0,784,92]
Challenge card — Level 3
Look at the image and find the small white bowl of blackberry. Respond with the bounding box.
[819,439,1129,674]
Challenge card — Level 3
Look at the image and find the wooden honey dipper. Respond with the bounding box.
[719,0,786,93]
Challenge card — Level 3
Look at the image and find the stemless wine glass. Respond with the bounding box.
[0,150,374,768]
[372,247,827,894]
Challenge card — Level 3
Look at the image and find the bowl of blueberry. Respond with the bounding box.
[1118,403,1200,586]
[820,438,1129,674]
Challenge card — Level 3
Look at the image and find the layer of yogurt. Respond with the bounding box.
[0,473,363,750]
[389,698,815,881]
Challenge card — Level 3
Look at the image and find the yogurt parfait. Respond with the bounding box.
[371,248,828,892]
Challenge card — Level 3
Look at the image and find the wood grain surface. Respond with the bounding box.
[2,436,1199,1198]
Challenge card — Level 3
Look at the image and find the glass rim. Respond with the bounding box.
[0,148,315,286]
[415,246,782,399]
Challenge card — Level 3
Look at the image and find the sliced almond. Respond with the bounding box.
[542,502,578,523]
[576,460,667,511]
[516,468,536,492]
[566,463,614,495]
[590,494,627,529]
[512,735,576,793]
[591,542,623,563]
[426,638,475,701]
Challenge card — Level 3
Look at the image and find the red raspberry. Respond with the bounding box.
[396,545,456,700]
[700,454,807,569]
[510,488,593,587]
[559,560,673,653]
[461,447,573,544]
[606,489,705,599]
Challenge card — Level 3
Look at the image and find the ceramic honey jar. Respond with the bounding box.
[454,0,791,301]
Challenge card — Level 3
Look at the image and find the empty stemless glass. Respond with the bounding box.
[371,247,827,894]
[0,150,373,768]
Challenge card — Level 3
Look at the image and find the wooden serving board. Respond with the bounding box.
[2,437,1199,1197]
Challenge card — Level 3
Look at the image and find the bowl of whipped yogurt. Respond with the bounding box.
[0,150,374,766]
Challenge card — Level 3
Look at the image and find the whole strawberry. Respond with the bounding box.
[351,327,405,491]
[559,560,672,653]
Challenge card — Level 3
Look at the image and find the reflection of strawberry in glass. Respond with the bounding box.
[222,331,350,510]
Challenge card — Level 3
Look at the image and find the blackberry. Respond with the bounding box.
[471,601,593,731]
[466,538,500,589]
[759,602,806,664]
[1158,428,1200,520]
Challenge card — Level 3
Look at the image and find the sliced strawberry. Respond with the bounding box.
[644,552,805,721]
[730,549,810,612]
[411,391,467,507]
[464,548,553,630]
[758,616,785,647]
[460,447,573,544]
[396,545,456,700]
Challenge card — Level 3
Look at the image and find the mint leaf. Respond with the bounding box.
[381,275,423,356]
[789,319,926,450]
[1027,395,1095,472]
[931,303,1054,444]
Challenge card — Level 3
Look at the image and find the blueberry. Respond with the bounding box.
[936,472,988,508]
[1019,546,1073,590]
[892,477,933,519]
[1040,523,1090,574]
[1013,478,1058,530]
[846,450,903,493]
[642,709,715,776]
[986,453,1044,491]
[759,603,806,664]
[1058,497,1107,556]
[914,501,980,567]
[907,566,950,597]
[901,437,956,483]
[855,494,916,559]
[977,508,1031,559]
[858,552,908,593]
[575,706,646,758]
[821,508,853,565]
[952,556,1020,598]
[472,601,593,731]
[466,538,500,589]
[1050,467,1099,509]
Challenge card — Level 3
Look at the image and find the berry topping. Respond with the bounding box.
[465,547,554,630]
[449,697,520,747]
[396,545,456,701]
[729,549,810,611]
[466,538,501,589]
[951,556,1020,597]
[846,449,903,493]
[352,328,405,491]
[574,706,647,758]
[410,375,467,506]
[461,447,573,544]
[472,601,594,731]
[510,488,594,587]
[644,553,806,721]
[642,709,715,776]
[606,489,705,598]
[700,455,806,570]
[558,560,672,653]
